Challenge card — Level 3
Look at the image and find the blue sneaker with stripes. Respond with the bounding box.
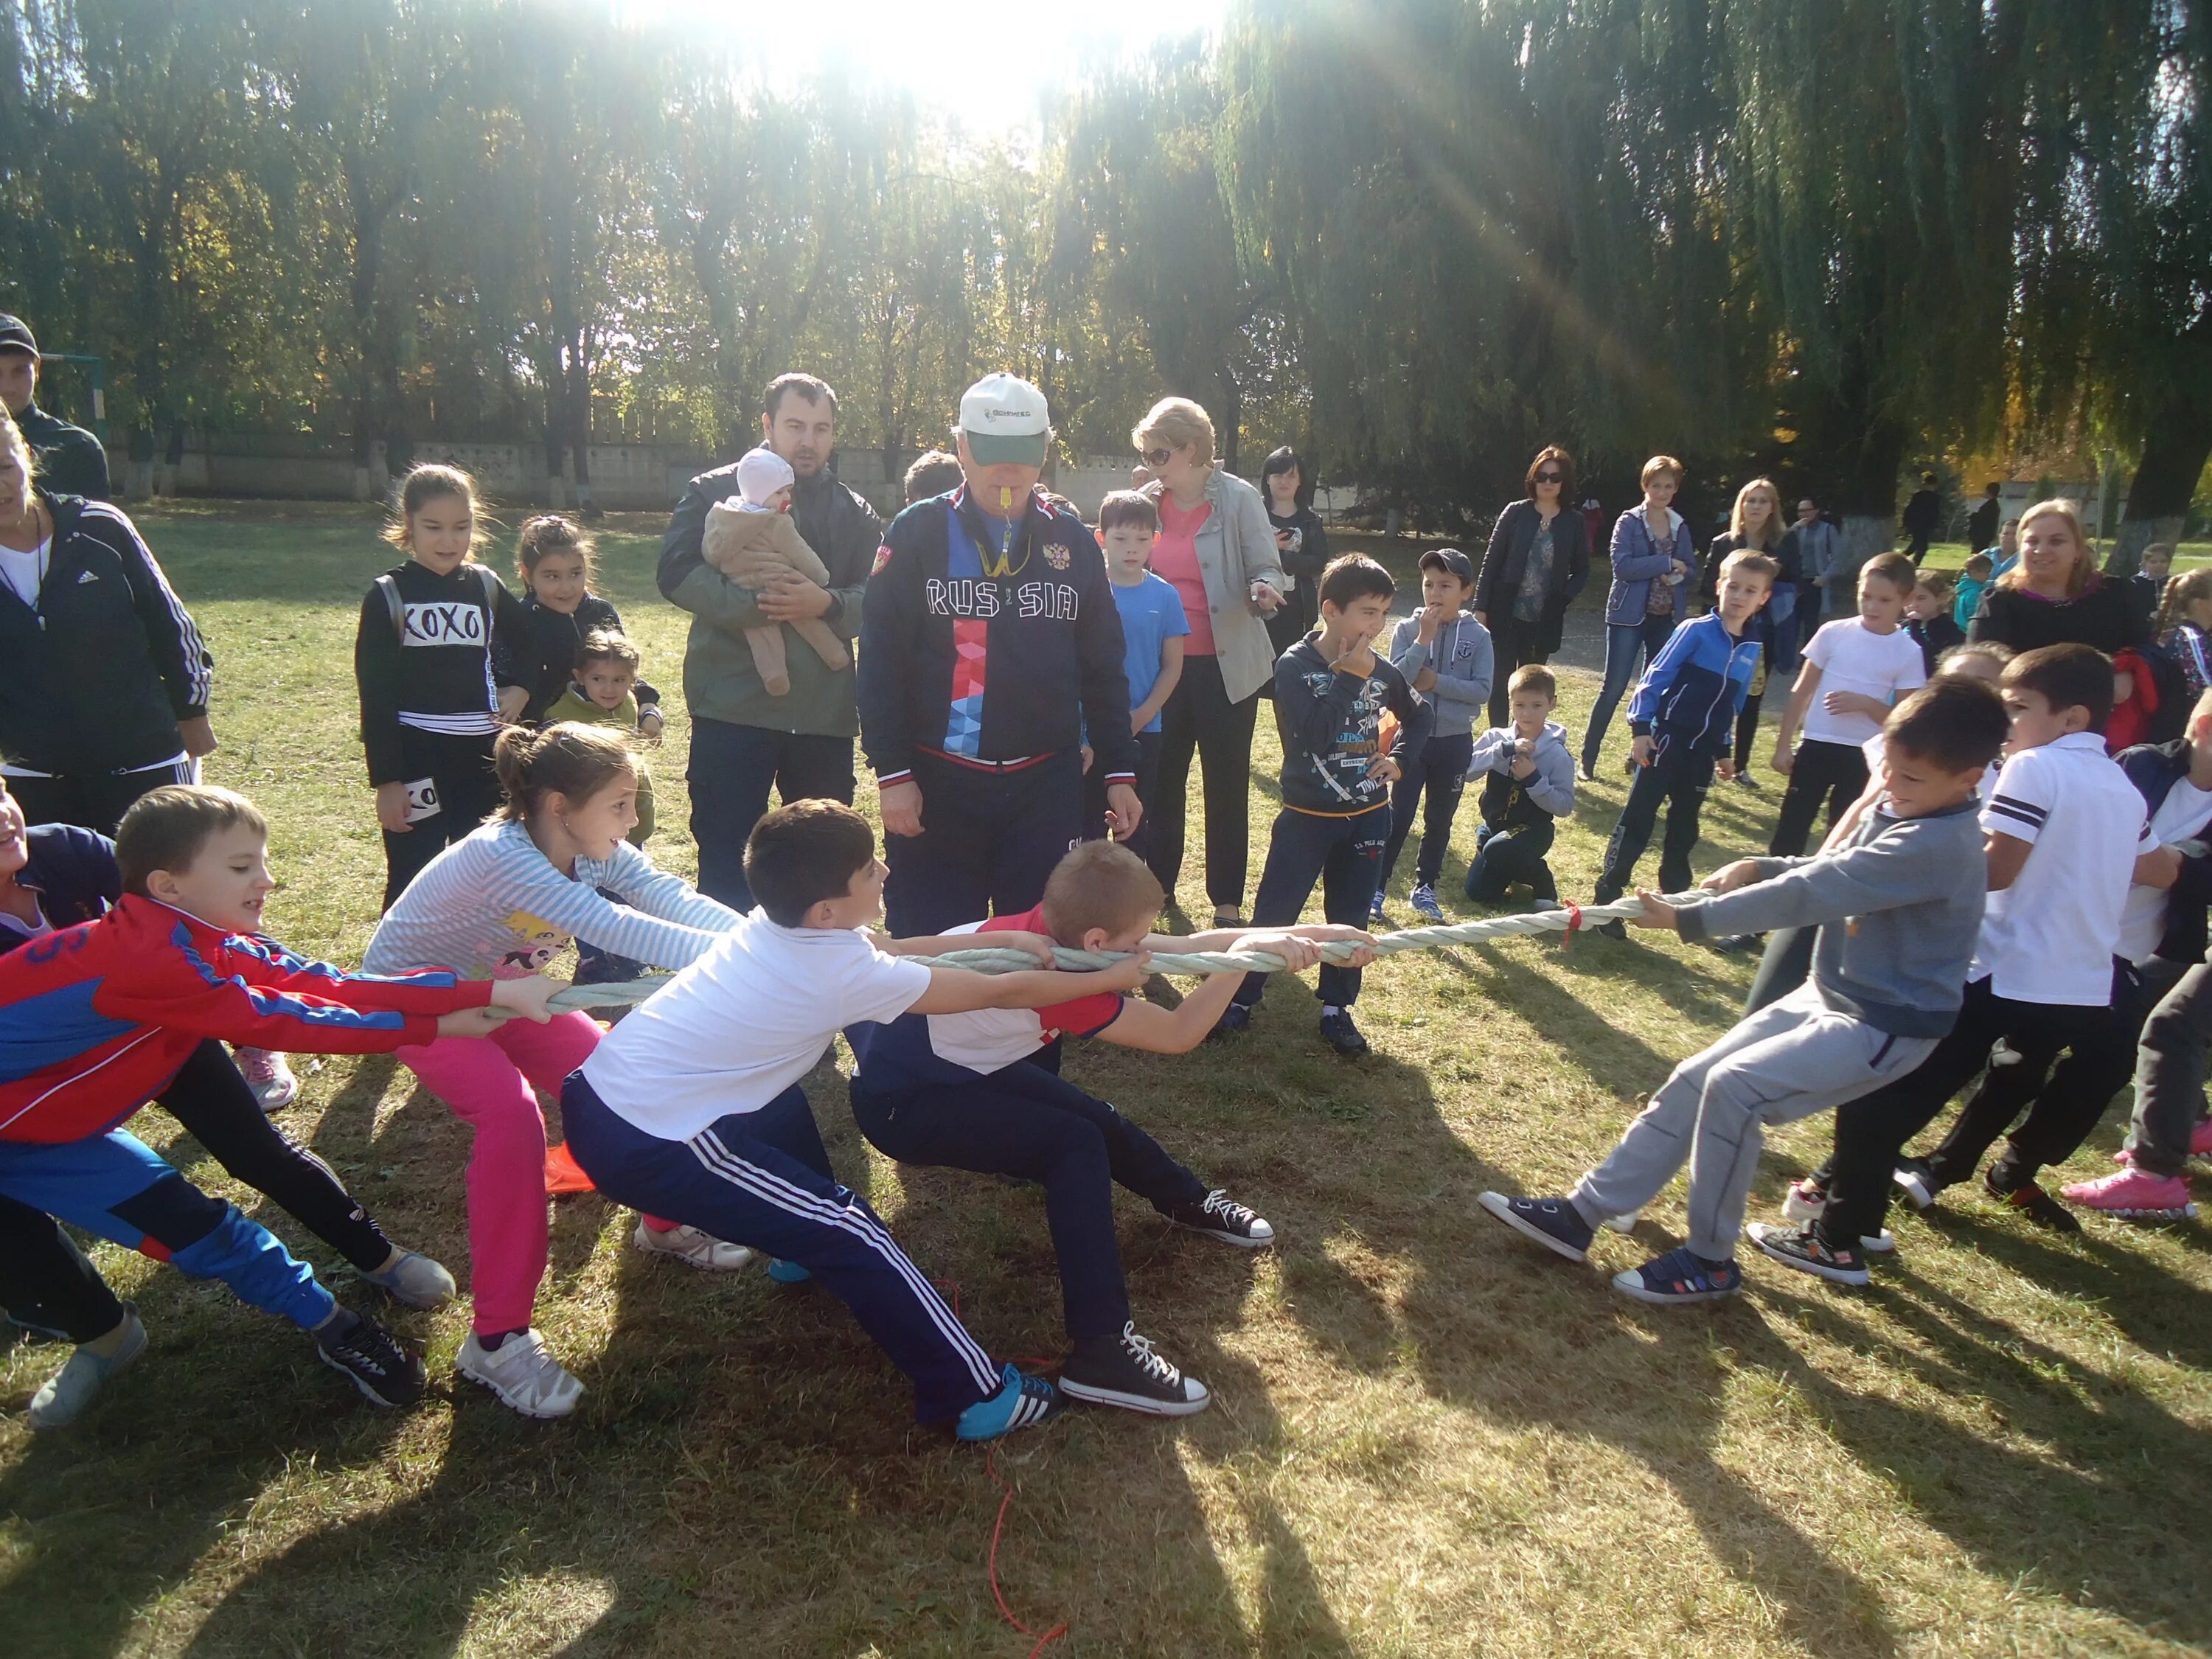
[956,1363,1068,1441]
[767,1258,813,1284]
[1612,1246,1742,1305]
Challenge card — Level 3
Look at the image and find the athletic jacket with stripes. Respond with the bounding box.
[354,560,532,786]
[0,893,493,1144]
[0,493,212,776]
[858,486,1137,787]
[1626,611,1761,757]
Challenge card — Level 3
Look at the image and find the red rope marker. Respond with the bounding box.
[1560,901,1582,950]
[936,1279,1071,1655]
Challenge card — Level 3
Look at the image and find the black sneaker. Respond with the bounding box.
[1319,1009,1368,1056]
[1477,1192,1594,1262]
[1059,1323,1211,1416]
[1986,1165,2081,1234]
[1747,1222,1871,1286]
[1208,1002,1253,1040]
[1594,919,1628,941]
[1892,1157,1940,1211]
[1164,1189,1276,1248]
[1712,933,1764,955]
[315,1308,427,1408]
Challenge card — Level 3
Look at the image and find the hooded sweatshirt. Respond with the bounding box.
[1386,611,1494,739]
[1467,720,1576,830]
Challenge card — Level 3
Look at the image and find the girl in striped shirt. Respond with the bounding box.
[364,723,744,1417]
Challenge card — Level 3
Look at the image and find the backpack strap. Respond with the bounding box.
[375,573,404,644]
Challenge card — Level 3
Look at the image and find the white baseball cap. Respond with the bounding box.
[957,373,1050,466]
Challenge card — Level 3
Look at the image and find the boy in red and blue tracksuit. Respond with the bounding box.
[0,788,524,1412]
[1590,551,1776,936]
[859,481,1138,934]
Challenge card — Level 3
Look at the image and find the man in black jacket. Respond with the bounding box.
[860,373,1141,934]
[656,373,882,909]
[1900,472,1943,566]
[0,316,110,501]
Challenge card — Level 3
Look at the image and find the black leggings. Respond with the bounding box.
[1769,740,1867,858]
[0,1040,393,1340]
[1148,655,1259,911]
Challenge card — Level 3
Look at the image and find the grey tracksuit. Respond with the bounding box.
[1569,799,1987,1257]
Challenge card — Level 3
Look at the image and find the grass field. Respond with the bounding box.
[4,499,2211,1659]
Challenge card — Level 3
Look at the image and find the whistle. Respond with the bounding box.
[999,487,1014,511]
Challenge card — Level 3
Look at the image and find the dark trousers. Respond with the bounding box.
[688,717,855,911]
[1464,818,1557,902]
[1594,742,1715,903]
[1731,692,1764,773]
[1083,728,1162,863]
[0,1195,122,1342]
[1820,973,2133,1246]
[0,1040,394,1340]
[850,1062,1207,1342]
[885,748,1082,936]
[2126,959,2212,1177]
[381,732,502,911]
[1582,614,1677,773]
[1745,925,1818,1014]
[1905,530,1931,566]
[12,759,194,838]
[1382,730,1473,890]
[1148,655,1259,911]
[1235,803,1391,1009]
[1769,739,1868,858]
[1485,613,1549,729]
[562,1074,1004,1422]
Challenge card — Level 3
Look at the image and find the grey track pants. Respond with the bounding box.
[1571,982,1937,1259]
[2125,959,2212,1178]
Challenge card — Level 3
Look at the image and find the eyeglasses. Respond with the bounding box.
[1141,447,1175,469]
[1533,471,1563,484]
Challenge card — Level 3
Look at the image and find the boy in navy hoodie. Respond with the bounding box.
[1218,555,1430,1055]
[1590,550,1775,937]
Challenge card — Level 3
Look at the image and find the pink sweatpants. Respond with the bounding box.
[397,1011,602,1336]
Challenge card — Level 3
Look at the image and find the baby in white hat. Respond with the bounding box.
[701,447,849,696]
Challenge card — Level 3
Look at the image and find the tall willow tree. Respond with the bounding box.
[2012,0,2211,570]
[1219,0,1762,524]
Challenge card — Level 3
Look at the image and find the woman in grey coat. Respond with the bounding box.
[1135,397,1288,925]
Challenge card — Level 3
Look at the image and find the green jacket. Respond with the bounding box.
[655,464,883,736]
[541,686,656,844]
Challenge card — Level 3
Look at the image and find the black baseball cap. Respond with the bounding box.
[1419,547,1475,582]
[0,315,35,359]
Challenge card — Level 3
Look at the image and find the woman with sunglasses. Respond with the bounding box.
[1473,447,1592,730]
[1133,398,1287,927]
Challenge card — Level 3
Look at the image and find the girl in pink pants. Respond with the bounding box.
[365,720,748,1417]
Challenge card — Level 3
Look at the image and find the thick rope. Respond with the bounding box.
[546,897,1657,1015]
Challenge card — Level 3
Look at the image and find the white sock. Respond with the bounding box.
[1322,1005,1343,1018]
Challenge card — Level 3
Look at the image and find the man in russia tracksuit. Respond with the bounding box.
[860,375,1142,935]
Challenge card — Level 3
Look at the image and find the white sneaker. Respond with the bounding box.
[456,1329,584,1419]
[234,1048,299,1113]
[1603,1210,1641,1234]
[28,1307,147,1430]
[630,1220,755,1272]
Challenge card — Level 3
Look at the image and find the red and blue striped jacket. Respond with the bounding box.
[0,893,492,1143]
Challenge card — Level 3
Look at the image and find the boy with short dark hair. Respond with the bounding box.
[1589,549,1775,937]
[1953,552,1994,630]
[1809,644,2157,1249]
[1462,664,1576,905]
[850,840,1370,1415]
[1769,552,1927,856]
[1481,677,2013,1298]
[0,785,556,1416]
[1379,547,1493,922]
[1085,490,1187,856]
[542,630,656,844]
[1217,554,1430,1055]
[558,799,1153,1441]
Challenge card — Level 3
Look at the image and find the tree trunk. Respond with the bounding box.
[2109,383,2212,577]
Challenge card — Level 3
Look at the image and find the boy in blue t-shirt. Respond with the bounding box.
[1082,490,1189,860]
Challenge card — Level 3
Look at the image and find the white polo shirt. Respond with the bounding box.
[580,912,933,1141]
[1974,734,2152,1004]
[1802,619,1927,746]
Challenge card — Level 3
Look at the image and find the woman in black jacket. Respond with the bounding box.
[1968,498,2143,655]
[1473,446,1591,728]
[0,411,214,834]
[1259,446,1331,660]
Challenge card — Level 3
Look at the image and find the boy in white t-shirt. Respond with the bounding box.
[558,800,1147,1441]
[1767,552,1926,856]
[1815,644,2159,1245]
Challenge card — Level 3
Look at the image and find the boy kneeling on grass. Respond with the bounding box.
[0,785,557,1419]
[1479,676,2011,1301]
[849,840,1372,1416]
[558,799,1152,1441]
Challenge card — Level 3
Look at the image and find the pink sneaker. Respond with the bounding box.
[2059,1166,2197,1222]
